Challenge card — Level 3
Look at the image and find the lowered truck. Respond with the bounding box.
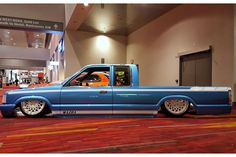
[0,64,232,118]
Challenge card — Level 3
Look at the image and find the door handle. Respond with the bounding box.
[99,90,108,94]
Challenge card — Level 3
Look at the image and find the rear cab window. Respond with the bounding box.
[114,66,131,86]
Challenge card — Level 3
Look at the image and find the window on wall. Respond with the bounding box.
[114,66,131,86]
[69,67,110,87]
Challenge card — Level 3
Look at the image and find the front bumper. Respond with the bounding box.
[0,104,16,115]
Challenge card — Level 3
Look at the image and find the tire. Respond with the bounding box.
[20,100,48,117]
[162,99,189,117]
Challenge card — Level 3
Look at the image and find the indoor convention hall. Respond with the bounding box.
[0,3,236,153]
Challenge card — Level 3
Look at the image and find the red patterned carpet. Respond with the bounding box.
[0,87,236,153]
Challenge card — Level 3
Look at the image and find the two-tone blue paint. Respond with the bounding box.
[0,64,232,117]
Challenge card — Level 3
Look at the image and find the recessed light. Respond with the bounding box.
[83,3,89,6]
[7,31,10,34]
[36,34,40,37]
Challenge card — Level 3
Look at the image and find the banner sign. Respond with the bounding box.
[0,15,63,32]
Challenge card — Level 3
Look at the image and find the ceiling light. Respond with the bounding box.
[83,3,89,6]
[36,34,40,37]
[7,31,10,34]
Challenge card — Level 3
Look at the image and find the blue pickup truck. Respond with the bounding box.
[0,64,232,118]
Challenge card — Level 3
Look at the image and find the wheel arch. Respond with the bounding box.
[15,96,52,109]
[156,95,197,109]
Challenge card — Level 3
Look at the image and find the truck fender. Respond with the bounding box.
[156,95,197,109]
[15,96,52,108]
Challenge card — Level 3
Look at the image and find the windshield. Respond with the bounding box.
[62,77,71,85]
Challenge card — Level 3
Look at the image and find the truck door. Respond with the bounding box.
[112,66,156,115]
[60,66,112,115]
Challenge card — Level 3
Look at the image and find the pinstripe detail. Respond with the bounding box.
[8,90,60,94]
[62,89,112,92]
[190,87,230,91]
[114,89,191,92]
[114,88,229,92]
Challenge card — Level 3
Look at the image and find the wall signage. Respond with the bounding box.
[0,15,63,32]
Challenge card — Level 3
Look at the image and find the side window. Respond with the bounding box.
[83,74,101,82]
[114,66,131,86]
[69,67,110,87]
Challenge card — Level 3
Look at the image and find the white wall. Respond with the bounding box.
[64,30,127,77]
[127,5,234,90]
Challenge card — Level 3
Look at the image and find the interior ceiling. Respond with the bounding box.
[0,29,47,48]
[78,4,180,35]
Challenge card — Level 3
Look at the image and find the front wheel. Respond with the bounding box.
[20,100,47,117]
[162,99,189,117]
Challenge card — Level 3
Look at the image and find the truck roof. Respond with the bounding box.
[86,64,136,66]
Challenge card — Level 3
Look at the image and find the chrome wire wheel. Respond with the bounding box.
[21,100,46,116]
[164,99,189,116]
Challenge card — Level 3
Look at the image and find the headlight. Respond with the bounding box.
[2,94,6,104]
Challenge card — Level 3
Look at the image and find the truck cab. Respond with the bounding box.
[58,64,143,115]
[63,64,139,87]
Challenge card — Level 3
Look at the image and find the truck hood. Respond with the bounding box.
[6,84,62,95]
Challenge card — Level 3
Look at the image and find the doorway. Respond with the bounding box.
[180,49,212,86]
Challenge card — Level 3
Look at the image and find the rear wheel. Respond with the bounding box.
[20,100,47,117]
[162,99,189,117]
